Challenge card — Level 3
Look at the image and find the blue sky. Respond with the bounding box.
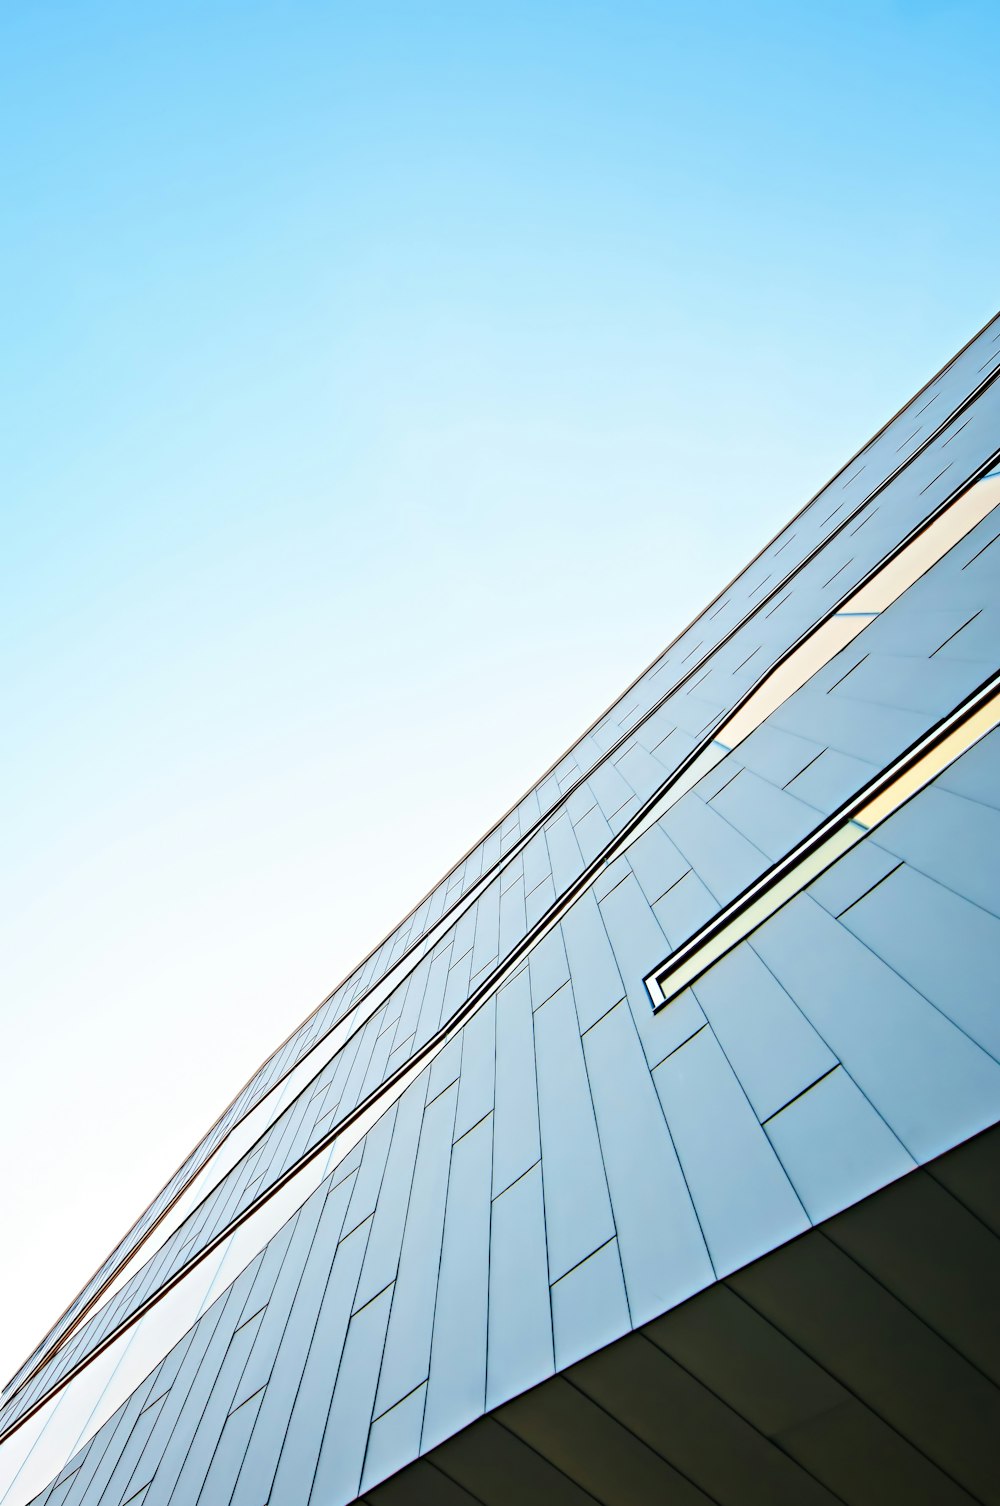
[1,0,997,1378]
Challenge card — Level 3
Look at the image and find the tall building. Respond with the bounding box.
[3,315,1000,1506]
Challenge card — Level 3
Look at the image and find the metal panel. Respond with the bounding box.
[662,794,766,904]
[262,1217,371,1505]
[871,782,1000,920]
[308,1285,393,1506]
[139,1272,259,1506]
[784,746,879,813]
[532,983,615,1281]
[353,1076,430,1313]
[709,770,819,863]
[485,1166,553,1411]
[543,812,584,894]
[227,1177,357,1505]
[524,873,555,928]
[61,1347,186,1506]
[613,742,668,801]
[625,825,688,906]
[436,950,473,1041]
[343,1103,399,1239]
[212,1219,298,1413]
[651,869,716,949]
[80,1393,164,1506]
[653,1026,808,1276]
[520,831,551,898]
[469,879,501,981]
[526,929,570,1013]
[422,1115,492,1452]
[193,1386,264,1506]
[361,1385,427,1497]
[937,722,1000,808]
[572,804,614,864]
[691,945,836,1123]
[452,997,495,1142]
[837,861,1000,1060]
[374,1084,458,1415]
[587,761,634,820]
[591,853,630,901]
[752,896,1000,1160]
[413,948,456,1049]
[498,876,527,962]
[549,1239,630,1371]
[581,1003,712,1324]
[427,1037,462,1102]
[491,971,540,1197]
[805,836,901,918]
[764,1066,915,1223]
[596,874,677,1068]
[731,722,824,787]
[558,892,623,1032]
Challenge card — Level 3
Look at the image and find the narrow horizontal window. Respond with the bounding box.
[646,678,1000,1010]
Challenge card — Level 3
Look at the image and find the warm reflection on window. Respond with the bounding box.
[648,680,1000,1010]
[713,472,1000,755]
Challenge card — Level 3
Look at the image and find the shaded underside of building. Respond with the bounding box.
[2,312,1000,1506]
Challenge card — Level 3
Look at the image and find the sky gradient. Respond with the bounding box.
[1,0,998,1382]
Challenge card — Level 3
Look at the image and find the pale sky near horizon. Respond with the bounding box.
[1,0,998,1383]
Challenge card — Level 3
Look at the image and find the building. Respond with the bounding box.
[2,314,1000,1506]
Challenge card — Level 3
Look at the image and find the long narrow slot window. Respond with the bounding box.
[646,678,1000,1010]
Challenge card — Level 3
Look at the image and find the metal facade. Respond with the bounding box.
[3,314,1000,1506]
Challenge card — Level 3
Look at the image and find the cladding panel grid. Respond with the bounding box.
[15,727,1000,1506]
[11,463,1000,1427]
[29,320,992,1357]
[7,318,1000,1506]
